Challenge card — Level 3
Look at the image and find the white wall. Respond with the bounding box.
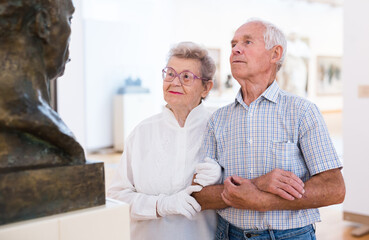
[343,0,369,216]
[58,0,175,150]
[57,0,86,147]
[57,0,343,151]
[171,0,343,110]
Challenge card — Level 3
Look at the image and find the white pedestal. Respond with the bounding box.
[0,199,130,240]
[113,94,156,151]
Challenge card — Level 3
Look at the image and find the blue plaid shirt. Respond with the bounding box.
[202,81,342,230]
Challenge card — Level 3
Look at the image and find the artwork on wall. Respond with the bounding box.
[277,34,310,97]
[316,56,342,95]
[208,48,221,92]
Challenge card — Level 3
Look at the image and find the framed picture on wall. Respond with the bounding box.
[277,34,310,97]
[277,56,309,97]
[316,56,342,95]
[208,48,221,93]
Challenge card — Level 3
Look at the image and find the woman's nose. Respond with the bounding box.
[171,75,182,85]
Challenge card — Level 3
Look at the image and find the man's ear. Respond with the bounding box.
[34,9,51,43]
[271,45,283,64]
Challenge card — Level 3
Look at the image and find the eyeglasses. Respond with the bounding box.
[162,67,209,86]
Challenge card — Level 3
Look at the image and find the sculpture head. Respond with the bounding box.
[0,0,74,80]
[0,0,85,170]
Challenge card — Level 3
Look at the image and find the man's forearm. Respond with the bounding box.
[222,168,345,211]
[192,184,228,210]
[259,168,345,211]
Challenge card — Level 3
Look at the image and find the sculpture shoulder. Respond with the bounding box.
[0,129,73,172]
[0,97,85,168]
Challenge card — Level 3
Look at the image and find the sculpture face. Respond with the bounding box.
[43,0,75,80]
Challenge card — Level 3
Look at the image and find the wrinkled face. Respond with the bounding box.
[163,57,209,111]
[43,0,74,80]
[230,22,273,81]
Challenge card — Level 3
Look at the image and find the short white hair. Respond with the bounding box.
[245,18,287,72]
[168,41,216,81]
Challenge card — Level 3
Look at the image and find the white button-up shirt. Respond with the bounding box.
[108,103,216,240]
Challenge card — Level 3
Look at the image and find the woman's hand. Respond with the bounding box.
[156,185,203,219]
[194,157,222,187]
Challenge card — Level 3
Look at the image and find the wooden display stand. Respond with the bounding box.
[0,199,130,240]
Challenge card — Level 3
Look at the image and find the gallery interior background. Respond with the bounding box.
[57,0,343,151]
[54,0,369,233]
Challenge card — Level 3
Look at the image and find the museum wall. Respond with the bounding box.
[343,0,369,218]
[57,0,343,151]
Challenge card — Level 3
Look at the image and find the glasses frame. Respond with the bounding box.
[162,67,210,86]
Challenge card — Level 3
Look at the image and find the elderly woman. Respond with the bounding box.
[107,42,217,240]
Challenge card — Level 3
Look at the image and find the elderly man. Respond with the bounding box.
[194,18,345,240]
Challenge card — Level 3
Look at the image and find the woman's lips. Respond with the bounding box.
[169,91,183,95]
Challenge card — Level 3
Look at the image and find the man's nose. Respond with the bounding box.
[232,44,242,55]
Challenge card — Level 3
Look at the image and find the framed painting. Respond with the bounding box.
[316,56,342,95]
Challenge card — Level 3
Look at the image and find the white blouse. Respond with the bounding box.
[107,103,216,240]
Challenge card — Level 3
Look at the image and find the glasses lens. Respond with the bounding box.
[163,67,176,82]
[179,72,194,86]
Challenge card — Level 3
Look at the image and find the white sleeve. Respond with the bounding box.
[107,134,159,221]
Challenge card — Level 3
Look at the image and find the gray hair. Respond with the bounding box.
[245,18,287,72]
[167,42,216,85]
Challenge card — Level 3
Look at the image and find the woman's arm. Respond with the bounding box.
[107,140,160,221]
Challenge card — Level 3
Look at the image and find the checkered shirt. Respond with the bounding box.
[202,81,343,230]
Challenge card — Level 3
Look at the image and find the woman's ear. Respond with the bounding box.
[201,80,214,99]
[34,9,51,43]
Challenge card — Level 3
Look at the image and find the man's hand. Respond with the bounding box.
[221,176,262,210]
[251,169,305,200]
[222,168,345,212]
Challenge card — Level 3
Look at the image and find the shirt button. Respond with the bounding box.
[248,139,253,144]
[249,113,253,117]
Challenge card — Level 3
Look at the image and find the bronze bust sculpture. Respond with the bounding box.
[0,0,85,171]
[0,0,105,225]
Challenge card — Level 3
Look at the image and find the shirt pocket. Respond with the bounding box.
[264,141,307,180]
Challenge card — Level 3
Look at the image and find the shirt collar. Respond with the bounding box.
[261,80,280,103]
[234,80,280,105]
[163,102,206,128]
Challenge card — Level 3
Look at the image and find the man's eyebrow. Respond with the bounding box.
[231,34,254,45]
[242,34,254,40]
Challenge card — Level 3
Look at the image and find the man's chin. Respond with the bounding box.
[231,69,246,79]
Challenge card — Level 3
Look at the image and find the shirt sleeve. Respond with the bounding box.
[200,119,218,162]
[298,103,343,176]
[107,133,159,221]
